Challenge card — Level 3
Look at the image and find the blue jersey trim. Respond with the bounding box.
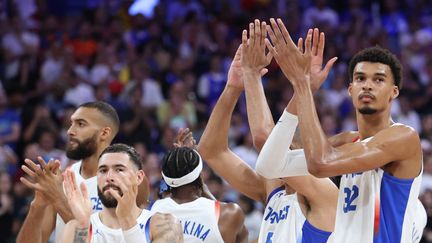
[266,186,285,204]
[374,171,414,243]
[301,220,331,243]
[145,216,152,243]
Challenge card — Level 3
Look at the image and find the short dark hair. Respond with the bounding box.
[99,143,142,170]
[79,101,120,136]
[162,147,203,189]
[348,46,403,89]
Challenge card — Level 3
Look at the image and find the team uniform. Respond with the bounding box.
[328,136,427,243]
[150,197,224,242]
[258,186,331,243]
[87,209,153,243]
[55,161,103,242]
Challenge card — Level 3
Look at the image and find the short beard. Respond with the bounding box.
[358,107,377,115]
[97,186,122,208]
[66,134,98,160]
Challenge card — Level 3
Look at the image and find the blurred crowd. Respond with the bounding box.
[0,0,432,242]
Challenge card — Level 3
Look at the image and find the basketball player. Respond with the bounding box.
[198,20,347,242]
[265,18,426,242]
[150,147,248,242]
[18,101,149,243]
[62,143,182,243]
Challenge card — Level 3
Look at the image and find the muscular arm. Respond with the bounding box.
[218,203,247,243]
[61,220,89,243]
[150,213,183,243]
[295,80,421,178]
[197,87,267,203]
[17,203,56,243]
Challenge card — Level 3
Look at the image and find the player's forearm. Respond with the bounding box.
[243,70,275,151]
[295,79,334,175]
[16,204,47,243]
[198,86,241,158]
[53,195,74,223]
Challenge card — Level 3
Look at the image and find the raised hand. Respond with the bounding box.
[64,169,91,228]
[227,44,244,90]
[307,28,338,92]
[241,19,272,76]
[173,128,196,149]
[20,157,64,203]
[108,170,138,219]
[265,18,312,88]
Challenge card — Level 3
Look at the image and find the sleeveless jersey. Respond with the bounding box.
[258,186,331,243]
[88,209,153,243]
[328,137,426,243]
[55,161,102,242]
[150,197,224,242]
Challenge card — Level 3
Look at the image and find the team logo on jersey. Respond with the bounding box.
[264,205,290,224]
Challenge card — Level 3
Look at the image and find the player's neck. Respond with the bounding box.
[100,206,141,229]
[356,108,394,139]
[171,185,201,203]
[80,144,109,179]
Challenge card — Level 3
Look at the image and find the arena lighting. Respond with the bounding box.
[128,0,159,17]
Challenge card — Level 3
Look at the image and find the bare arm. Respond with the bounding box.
[218,202,247,243]
[61,220,89,243]
[242,20,274,151]
[150,213,183,243]
[266,19,421,178]
[16,199,56,243]
[197,45,267,203]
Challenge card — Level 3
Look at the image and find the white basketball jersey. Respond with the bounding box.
[55,161,102,242]
[328,137,426,243]
[150,197,224,242]
[258,186,316,243]
[88,209,153,243]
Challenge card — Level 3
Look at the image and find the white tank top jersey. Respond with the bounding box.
[150,197,224,242]
[328,136,427,243]
[258,186,331,243]
[55,161,102,242]
[88,209,153,243]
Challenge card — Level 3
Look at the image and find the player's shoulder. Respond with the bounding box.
[219,201,244,224]
[377,123,420,142]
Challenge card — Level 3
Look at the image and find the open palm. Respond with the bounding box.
[64,170,92,228]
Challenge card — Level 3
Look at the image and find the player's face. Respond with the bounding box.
[348,62,399,115]
[66,107,102,160]
[97,152,142,208]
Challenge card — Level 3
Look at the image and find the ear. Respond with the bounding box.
[348,82,353,97]
[100,127,112,141]
[391,86,399,100]
[136,170,145,185]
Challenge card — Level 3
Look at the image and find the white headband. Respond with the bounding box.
[161,151,203,188]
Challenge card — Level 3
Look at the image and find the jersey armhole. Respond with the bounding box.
[215,201,221,222]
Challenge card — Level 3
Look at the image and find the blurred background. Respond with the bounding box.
[0,0,432,242]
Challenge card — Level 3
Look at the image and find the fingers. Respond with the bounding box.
[254,19,260,47]
[24,159,43,176]
[260,68,268,76]
[312,28,319,56]
[304,29,313,56]
[265,38,277,57]
[269,18,285,47]
[37,157,49,171]
[297,37,304,53]
[265,50,273,65]
[242,29,248,52]
[234,44,242,60]
[249,22,255,47]
[318,32,325,57]
[323,57,338,74]
[260,21,266,47]
[80,182,89,199]
[276,18,296,48]
[21,165,36,178]
[108,188,122,201]
[20,176,41,190]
